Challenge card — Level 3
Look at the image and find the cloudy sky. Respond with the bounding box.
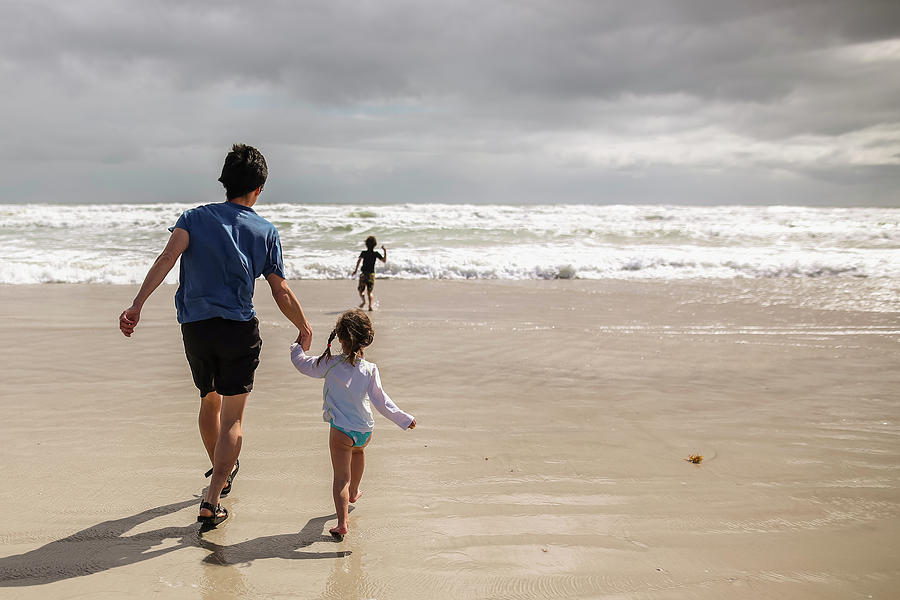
[1,0,899,205]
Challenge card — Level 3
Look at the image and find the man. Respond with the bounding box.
[119,144,312,526]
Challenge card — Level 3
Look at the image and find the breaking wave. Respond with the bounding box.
[1,203,898,309]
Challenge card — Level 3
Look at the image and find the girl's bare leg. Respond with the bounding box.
[349,443,367,502]
[329,427,354,533]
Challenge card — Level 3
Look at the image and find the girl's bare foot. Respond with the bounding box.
[329,525,348,541]
[349,490,363,503]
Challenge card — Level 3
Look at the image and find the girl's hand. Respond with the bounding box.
[408,419,416,429]
[295,324,313,350]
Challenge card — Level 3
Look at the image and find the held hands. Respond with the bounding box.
[119,305,141,337]
[295,323,313,351]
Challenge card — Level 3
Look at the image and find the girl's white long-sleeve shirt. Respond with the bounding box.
[290,343,414,433]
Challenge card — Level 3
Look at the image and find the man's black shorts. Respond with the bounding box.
[181,317,261,397]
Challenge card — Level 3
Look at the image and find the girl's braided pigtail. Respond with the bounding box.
[345,327,360,365]
[316,329,337,366]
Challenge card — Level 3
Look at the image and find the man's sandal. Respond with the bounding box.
[197,501,228,527]
[204,458,240,498]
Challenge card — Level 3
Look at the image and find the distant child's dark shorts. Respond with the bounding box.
[181,317,261,397]
[358,272,375,292]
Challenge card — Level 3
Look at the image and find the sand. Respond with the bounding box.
[0,279,898,599]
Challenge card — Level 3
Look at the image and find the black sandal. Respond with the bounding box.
[197,500,228,526]
[204,458,240,498]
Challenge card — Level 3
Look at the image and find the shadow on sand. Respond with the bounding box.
[0,499,349,587]
[197,509,351,566]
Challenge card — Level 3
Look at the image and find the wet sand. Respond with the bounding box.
[0,279,898,599]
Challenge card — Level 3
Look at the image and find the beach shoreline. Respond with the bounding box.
[1,278,898,599]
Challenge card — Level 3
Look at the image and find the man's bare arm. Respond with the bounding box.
[120,228,189,337]
[266,273,313,350]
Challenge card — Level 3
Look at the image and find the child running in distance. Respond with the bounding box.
[290,309,416,540]
[351,236,386,311]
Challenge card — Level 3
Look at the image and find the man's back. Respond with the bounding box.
[173,201,284,324]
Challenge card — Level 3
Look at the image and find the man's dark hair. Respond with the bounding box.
[218,144,268,200]
[365,236,377,250]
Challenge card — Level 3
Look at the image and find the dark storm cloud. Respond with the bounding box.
[1,0,898,204]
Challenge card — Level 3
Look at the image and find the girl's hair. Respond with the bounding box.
[316,309,375,366]
[365,235,377,250]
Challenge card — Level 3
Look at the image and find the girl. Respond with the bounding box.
[290,309,416,540]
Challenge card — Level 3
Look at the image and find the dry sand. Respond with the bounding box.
[0,279,898,599]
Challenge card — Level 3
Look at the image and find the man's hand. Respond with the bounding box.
[119,305,141,337]
[408,418,417,429]
[118,228,188,339]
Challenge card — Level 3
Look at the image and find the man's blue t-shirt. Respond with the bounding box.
[169,201,285,324]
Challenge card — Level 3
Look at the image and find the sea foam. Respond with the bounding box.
[1,203,898,309]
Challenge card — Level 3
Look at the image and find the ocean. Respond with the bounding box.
[1,203,898,312]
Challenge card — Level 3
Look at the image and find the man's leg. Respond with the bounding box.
[200,392,248,517]
[198,391,222,464]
